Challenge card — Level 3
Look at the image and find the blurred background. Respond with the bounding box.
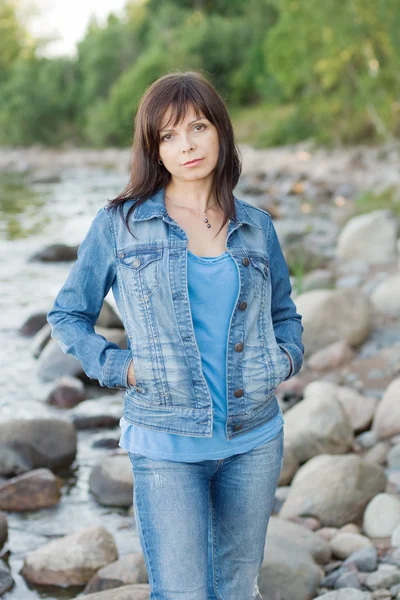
[1,1,400,599]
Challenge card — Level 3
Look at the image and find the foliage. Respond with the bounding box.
[1,0,400,147]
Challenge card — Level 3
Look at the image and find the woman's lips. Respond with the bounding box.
[183,158,204,167]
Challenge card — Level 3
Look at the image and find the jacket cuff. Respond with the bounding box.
[104,349,132,390]
[278,343,303,380]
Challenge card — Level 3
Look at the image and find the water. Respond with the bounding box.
[0,168,142,599]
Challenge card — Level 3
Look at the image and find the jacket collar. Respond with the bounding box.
[130,187,261,229]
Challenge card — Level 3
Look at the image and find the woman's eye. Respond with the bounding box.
[161,124,206,142]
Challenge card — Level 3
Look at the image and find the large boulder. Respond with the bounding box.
[295,289,372,356]
[0,418,77,473]
[89,454,133,507]
[372,378,400,439]
[280,454,387,527]
[21,525,118,586]
[336,209,398,264]
[283,381,353,464]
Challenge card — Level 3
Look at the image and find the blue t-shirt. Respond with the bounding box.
[118,249,283,462]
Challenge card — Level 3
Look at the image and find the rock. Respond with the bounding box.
[295,288,372,356]
[19,312,48,336]
[0,468,61,511]
[89,454,133,507]
[317,590,372,599]
[336,210,398,265]
[77,585,151,599]
[259,541,322,600]
[21,525,118,586]
[83,553,148,594]
[31,322,52,358]
[0,513,7,550]
[283,381,353,463]
[278,445,299,485]
[371,273,400,317]
[70,395,124,430]
[363,442,390,466]
[392,523,400,547]
[331,532,373,559]
[29,243,78,262]
[372,378,400,439]
[363,494,400,538]
[302,268,336,292]
[47,376,86,409]
[0,562,14,595]
[336,387,378,433]
[344,547,378,572]
[308,341,356,372]
[280,454,387,527]
[0,418,77,473]
[356,431,378,450]
[317,527,339,542]
[0,445,33,476]
[335,570,362,589]
[388,445,400,469]
[266,516,332,564]
[366,568,400,590]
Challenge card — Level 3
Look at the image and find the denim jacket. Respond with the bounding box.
[47,187,304,440]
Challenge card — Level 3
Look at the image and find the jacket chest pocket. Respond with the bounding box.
[118,248,163,301]
[249,255,270,299]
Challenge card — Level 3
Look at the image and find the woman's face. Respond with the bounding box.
[158,104,220,183]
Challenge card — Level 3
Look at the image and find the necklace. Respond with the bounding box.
[164,194,218,229]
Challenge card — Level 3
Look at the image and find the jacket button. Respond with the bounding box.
[133,257,141,268]
[234,388,244,398]
[264,265,269,275]
[234,342,244,352]
[238,301,247,311]
[233,424,242,431]
[242,257,250,266]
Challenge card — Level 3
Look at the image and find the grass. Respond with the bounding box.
[353,187,400,217]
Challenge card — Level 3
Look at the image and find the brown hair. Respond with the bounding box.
[107,70,242,238]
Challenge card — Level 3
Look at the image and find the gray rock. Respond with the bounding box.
[266,516,332,564]
[335,570,362,589]
[21,525,118,587]
[388,445,400,469]
[363,494,400,538]
[0,419,77,472]
[78,584,151,599]
[280,454,387,527]
[0,562,14,595]
[0,513,7,550]
[259,542,322,600]
[283,381,354,463]
[295,288,372,356]
[366,568,400,590]
[83,553,147,594]
[344,547,378,573]
[89,454,133,507]
[318,589,372,599]
[336,210,397,265]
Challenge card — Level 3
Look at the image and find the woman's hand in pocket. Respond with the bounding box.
[127,359,137,386]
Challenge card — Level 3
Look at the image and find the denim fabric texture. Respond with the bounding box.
[129,427,284,599]
[47,186,304,440]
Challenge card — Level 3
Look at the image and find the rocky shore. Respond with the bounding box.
[1,141,400,599]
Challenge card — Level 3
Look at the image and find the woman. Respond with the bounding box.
[47,70,304,599]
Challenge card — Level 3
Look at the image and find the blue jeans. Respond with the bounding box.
[128,427,284,600]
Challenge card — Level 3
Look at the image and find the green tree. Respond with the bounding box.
[265,0,400,143]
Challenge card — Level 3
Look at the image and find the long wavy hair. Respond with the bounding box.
[107,70,242,238]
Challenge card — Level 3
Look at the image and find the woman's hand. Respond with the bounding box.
[127,360,137,386]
